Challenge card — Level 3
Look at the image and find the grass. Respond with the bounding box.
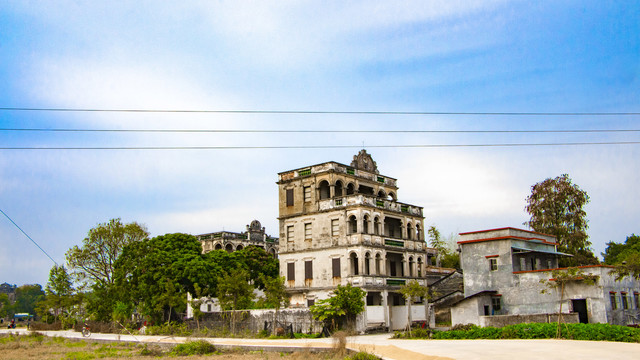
[0,333,379,359]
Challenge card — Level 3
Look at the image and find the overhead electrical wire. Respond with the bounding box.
[1,141,639,150]
[1,107,639,116]
[0,208,58,265]
[1,128,639,134]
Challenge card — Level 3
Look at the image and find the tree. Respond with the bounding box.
[540,267,599,337]
[262,276,288,335]
[43,265,76,325]
[428,226,460,269]
[66,218,148,321]
[217,269,255,333]
[603,234,640,280]
[524,174,598,266]
[66,218,149,288]
[232,246,279,289]
[310,284,366,331]
[13,284,45,316]
[113,233,206,324]
[398,280,429,337]
[0,293,9,319]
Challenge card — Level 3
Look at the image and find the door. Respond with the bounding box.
[572,299,588,323]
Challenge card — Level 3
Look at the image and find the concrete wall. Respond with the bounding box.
[191,308,323,334]
[479,313,579,327]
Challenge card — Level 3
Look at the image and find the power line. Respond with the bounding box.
[1,107,639,116]
[1,128,640,134]
[1,141,639,150]
[0,208,58,266]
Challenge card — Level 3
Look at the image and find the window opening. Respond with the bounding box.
[610,292,617,310]
[303,186,311,202]
[286,188,294,206]
[287,262,295,282]
[318,180,330,200]
[490,258,498,271]
[332,258,341,278]
[304,223,312,240]
[287,225,294,242]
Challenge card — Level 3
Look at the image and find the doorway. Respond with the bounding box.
[571,299,588,323]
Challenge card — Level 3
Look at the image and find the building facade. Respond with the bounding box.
[196,219,278,256]
[451,227,640,326]
[277,150,438,330]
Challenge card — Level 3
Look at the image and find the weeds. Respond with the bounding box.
[345,352,380,360]
[169,340,216,356]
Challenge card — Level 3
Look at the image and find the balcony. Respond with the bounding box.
[318,194,422,216]
[279,162,398,188]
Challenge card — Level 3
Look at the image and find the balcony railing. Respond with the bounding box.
[318,194,422,216]
[280,162,398,187]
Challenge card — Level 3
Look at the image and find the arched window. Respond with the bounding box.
[349,215,358,234]
[335,181,344,197]
[373,217,380,235]
[363,215,370,234]
[350,252,359,275]
[375,253,382,275]
[407,223,413,240]
[346,183,355,195]
[214,243,223,250]
[377,190,386,198]
[416,224,422,241]
[225,243,234,253]
[318,180,330,200]
[364,252,371,275]
[417,258,423,277]
[388,192,396,201]
[236,245,244,251]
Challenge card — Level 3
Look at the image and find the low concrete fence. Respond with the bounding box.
[479,313,579,327]
[188,308,323,334]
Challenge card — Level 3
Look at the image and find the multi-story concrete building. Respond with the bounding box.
[276,150,438,330]
[451,227,640,327]
[196,219,278,256]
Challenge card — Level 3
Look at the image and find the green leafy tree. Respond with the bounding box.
[217,269,255,333]
[540,267,599,337]
[428,226,460,269]
[398,280,429,336]
[524,174,598,266]
[0,293,10,318]
[310,284,366,331]
[232,246,279,289]
[66,218,148,321]
[43,265,76,325]
[66,218,149,288]
[113,233,206,324]
[13,284,45,316]
[262,276,288,335]
[603,234,640,280]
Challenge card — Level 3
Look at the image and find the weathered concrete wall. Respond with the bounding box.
[479,313,579,327]
[191,308,323,334]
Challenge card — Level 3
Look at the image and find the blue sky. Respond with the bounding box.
[1,1,639,286]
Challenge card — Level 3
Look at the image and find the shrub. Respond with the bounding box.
[345,351,380,360]
[169,340,216,356]
[427,323,640,343]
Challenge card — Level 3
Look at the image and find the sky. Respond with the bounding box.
[1,1,638,287]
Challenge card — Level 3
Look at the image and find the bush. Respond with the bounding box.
[169,340,216,356]
[345,351,380,360]
[427,323,640,342]
[145,323,191,336]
